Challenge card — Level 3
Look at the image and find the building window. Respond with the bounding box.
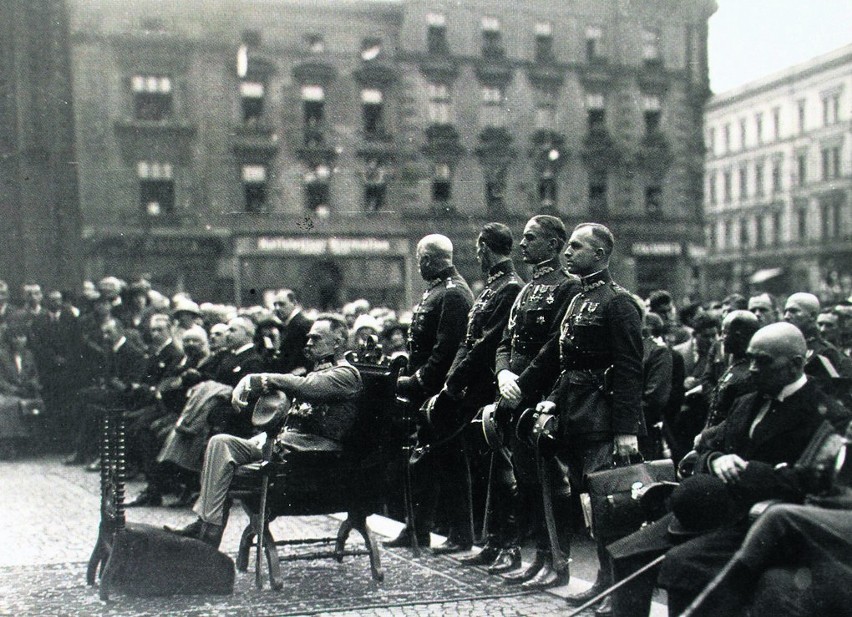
[822,92,840,125]
[723,123,730,153]
[304,164,331,212]
[361,89,385,138]
[360,38,383,61]
[432,163,452,203]
[534,22,554,63]
[302,85,325,145]
[588,174,608,216]
[138,161,174,217]
[772,211,781,246]
[739,165,748,199]
[771,159,782,193]
[132,75,172,121]
[242,164,268,213]
[754,162,764,197]
[821,202,833,239]
[723,170,731,203]
[708,172,717,205]
[739,218,749,248]
[772,106,781,140]
[739,118,747,150]
[481,86,504,127]
[363,159,386,212]
[708,127,715,155]
[755,112,763,144]
[645,185,662,214]
[796,152,807,185]
[822,145,841,180]
[427,83,451,124]
[757,216,767,248]
[538,166,557,208]
[534,88,557,130]
[305,34,325,54]
[723,220,731,247]
[641,28,660,64]
[797,206,807,241]
[484,166,507,212]
[797,99,806,134]
[481,16,503,59]
[585,26,603,61]
[239,81,264,124]
[642,95,661,134]
[426,12,449,55]
[586,93,606,131]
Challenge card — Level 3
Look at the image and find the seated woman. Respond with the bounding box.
[0,322,42,457]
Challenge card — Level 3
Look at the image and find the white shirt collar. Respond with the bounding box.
[113,337,127,353]
[776,374,807,402]
[233,343,254,356]
[153,338,173,355]
[284,308,301,327]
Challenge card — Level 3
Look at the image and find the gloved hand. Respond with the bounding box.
[497,370,522,407]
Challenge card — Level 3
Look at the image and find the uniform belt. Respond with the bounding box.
[512,339,546,354]
[563,368,609,384]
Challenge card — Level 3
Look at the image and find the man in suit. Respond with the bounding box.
[213,316,264,437]
[273,289,313,376]
[606,322,850,617]
[165,314,362,547]
[28,289,84,449]
[66,318,148,465]
[387,234,474,550]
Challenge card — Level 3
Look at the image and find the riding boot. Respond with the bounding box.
[502,549,546,584]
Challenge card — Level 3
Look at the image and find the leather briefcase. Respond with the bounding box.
[584,457,675,541]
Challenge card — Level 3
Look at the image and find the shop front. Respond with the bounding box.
[233,234,413,311]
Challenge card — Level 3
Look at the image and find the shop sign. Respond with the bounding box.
[94,236,222,256]
[632,242,682,257]
[245,236,395,256]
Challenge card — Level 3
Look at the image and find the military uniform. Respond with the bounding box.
[492,258,580,569]
[705,357,754,427]
[407,267,474,400]
[398,266,473,546]
[446,260,523,405]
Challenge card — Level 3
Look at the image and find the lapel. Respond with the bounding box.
[747,383,813,453]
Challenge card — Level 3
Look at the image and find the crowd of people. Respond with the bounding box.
[1,215,850,617]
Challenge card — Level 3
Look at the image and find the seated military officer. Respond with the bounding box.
[165,314,363,548]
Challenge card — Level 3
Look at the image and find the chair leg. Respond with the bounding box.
[236,521,254,572]
[351,512,384,583]
[335,516,354,562]
[264,529,283,591]
[255,474,271,590]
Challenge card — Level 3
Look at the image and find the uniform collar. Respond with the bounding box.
[531,257,560,280]
[427,266,457,289]
[486,260,514,284]
[313,355,337,371]
[579,268,611,292]
[232,343,254,356]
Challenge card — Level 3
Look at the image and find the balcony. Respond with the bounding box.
[637,130,673,174]
[113,118,196,162]
[422,124,464,160]
[292,59,337,85]
[229,123,279,160]
[353,61,397,88]
[474,47,513,87]
[356,129,395,159]
[418,55,460,83]
[581,126,622,171]
[637,59,670,95]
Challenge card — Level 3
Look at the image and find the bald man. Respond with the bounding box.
[389,234,474,551]
[607,322,850,617]
[784,292,852,400]
[703,310,760,427]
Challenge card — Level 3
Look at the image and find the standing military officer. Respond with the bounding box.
[491,215,581,587]
[435,223,524,556]
[388,234,474,550]
[530,223,644,614]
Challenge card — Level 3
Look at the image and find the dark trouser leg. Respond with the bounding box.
[611,550,663,617]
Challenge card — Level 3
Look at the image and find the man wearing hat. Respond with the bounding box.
[165,314,362,547]
[606,322,850,617]
[272,289,314,376]
[430,223,524,556]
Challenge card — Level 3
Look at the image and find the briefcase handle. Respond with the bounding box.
[613,452,645,468]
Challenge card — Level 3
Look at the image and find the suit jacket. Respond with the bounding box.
[213,346,264,388]
[278,310,313,374]
[143,340,184,387]
[0,345,40,398]
[642,336,672,427]
[28,310,84,387]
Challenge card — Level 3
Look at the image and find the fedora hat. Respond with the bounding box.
[667,475,735,538]
[252,390,290,429]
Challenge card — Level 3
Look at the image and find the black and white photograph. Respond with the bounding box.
[1,0,850,615]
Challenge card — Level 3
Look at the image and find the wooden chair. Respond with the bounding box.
[228,355,407,590]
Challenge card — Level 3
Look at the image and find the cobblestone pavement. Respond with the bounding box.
[0,456,666,616]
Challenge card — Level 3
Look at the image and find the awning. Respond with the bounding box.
[749,267,784,284]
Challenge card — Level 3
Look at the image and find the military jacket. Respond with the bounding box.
[445,260,523,400]
[408,266,474,396]
[526,269,643,438]
[495,258,580,383]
